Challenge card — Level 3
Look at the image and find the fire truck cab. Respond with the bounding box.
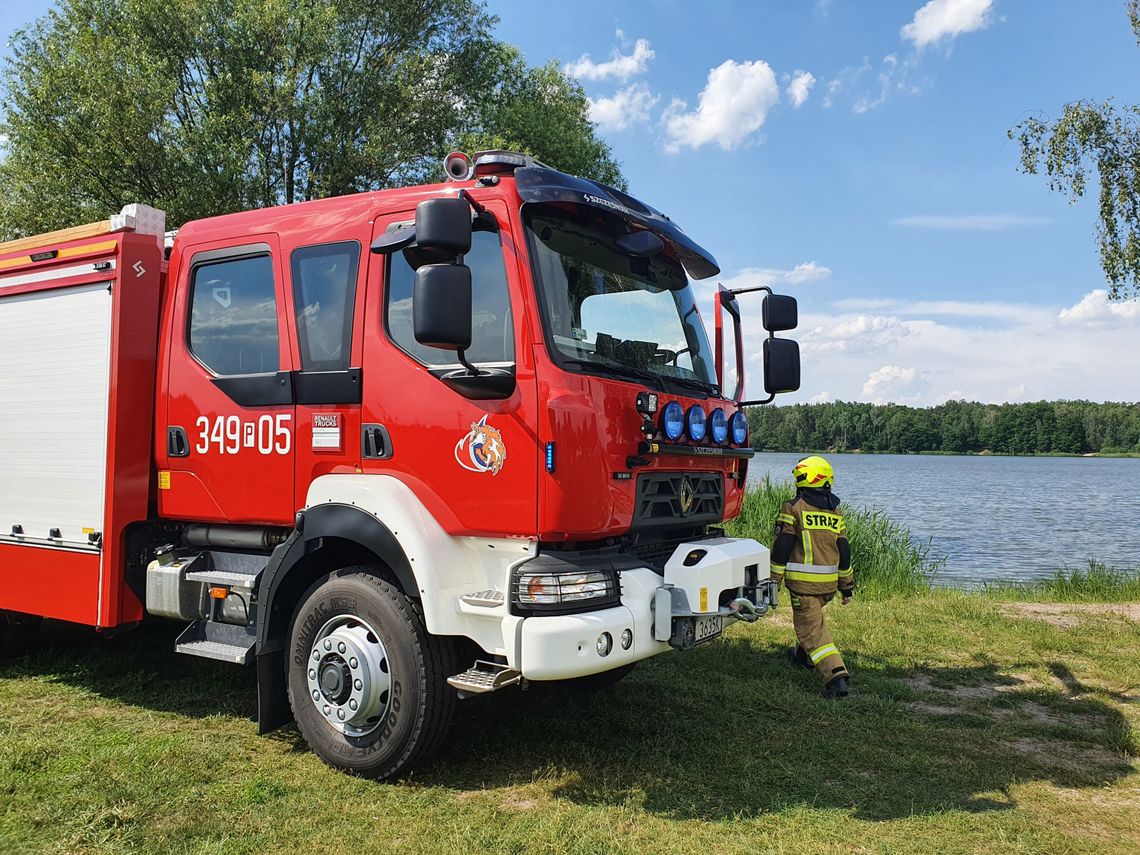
[0,151,800,779]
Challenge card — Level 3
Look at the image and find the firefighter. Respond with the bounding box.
[769,455,853,699]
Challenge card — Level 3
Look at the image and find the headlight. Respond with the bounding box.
[514,568,620,613]
[686,405,706,442]
[730,411,748,445]
[661,401,684,440]
[709,408,728,444]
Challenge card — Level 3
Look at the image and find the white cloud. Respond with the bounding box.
[893,214,1052,231]
[662,59,780,153]
[825,53,920,113]
[565,37,654,82]
[588,83,660,132]
[699,287,1140,407]
[861,365,930,404]
[1057,289,1140,328]
[715,262,832,292]
[786,70,815,108]
[901,0,995,48]
[801,315,909,354]
[809,390,832,404]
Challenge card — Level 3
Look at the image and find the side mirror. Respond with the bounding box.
[762,294,798,332]
[369,197,473,255]
[414,264,472,350]
[763,337,800,394]
[415,197,471,254]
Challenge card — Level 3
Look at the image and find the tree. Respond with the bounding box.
[1010,1,1140,300]
[0,0,623,235]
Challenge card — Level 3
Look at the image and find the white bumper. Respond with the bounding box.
[518,538,770,681]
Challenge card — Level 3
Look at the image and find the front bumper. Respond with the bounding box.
[517,537,771,680]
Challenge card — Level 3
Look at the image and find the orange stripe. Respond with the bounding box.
[0,239,119,272]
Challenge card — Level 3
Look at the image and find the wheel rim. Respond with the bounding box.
[306,614,391,737]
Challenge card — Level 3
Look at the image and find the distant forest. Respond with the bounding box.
[746,401,1140,455]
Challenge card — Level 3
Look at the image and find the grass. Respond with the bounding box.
[2,594,1139,853]
[980,561,1140,603]
[2,486,1138,852]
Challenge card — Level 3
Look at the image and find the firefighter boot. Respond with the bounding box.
[823,674,850,700]
[785,646,813,670]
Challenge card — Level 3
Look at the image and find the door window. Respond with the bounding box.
[188,254,279,376]
[385,231,514,365]
[291,241,360,371]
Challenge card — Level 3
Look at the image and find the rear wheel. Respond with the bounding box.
[286,568,457,779]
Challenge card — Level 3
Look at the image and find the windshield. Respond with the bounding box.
[524,205,718,392]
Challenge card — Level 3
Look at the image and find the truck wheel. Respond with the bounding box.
[286,568,457,779]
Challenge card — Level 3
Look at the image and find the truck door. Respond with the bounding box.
[288,240,365,502]
[362,203,539,535]
[160,238,296,525]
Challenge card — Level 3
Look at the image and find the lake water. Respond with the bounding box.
[747,453,1140,587]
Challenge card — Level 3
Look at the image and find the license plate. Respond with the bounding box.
[693,614,722,644]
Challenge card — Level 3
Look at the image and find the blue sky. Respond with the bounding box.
[4,0,1140,404]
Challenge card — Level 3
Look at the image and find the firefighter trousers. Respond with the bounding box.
[790,592,848,684]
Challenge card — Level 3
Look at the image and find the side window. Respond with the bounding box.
[188,254,279,376]
[385,230,514,365]
[291,241,360,371]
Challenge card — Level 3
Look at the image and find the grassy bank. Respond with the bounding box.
[980,561,1140,603]
[2,592,1139,853]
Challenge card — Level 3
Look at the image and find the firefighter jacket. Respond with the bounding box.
[769,489,854,596]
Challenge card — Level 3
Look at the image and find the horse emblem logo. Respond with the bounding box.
[454,415,507,475]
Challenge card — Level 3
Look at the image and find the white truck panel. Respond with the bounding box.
[0,282,113,548]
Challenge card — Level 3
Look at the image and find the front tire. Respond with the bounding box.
[286,568,457,779]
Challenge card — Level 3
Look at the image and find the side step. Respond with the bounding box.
[175,619,256,665]
[447,660,522,697]
[173,549,265,665]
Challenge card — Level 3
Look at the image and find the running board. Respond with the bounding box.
[447,660,522,698]
[175,619,256,665]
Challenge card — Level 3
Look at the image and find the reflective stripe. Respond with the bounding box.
[802,530,814,565]
[786,563,838,575]
[776,513,796,526]
[838,567,853,577]
[787,570,838,583]
[770,563,787,571]
[810,643,840,663]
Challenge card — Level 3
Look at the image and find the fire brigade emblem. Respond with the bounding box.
[454,415,507,475]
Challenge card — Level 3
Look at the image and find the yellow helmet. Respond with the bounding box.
[793,455,834,490]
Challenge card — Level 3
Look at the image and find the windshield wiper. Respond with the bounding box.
[560,358,666,390]
[666,375,719,396]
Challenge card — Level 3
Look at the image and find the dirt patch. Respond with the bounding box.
[910,702,963,716]
[1002,602,1140,628]
[1003,737,1131,774]
[902,673,1025,700]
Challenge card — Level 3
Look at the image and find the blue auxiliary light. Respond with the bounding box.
[709,408,728,444]
[730,411,748,446]
[545,442,556,472]
[686,405,707,442]
[661,401,684,441]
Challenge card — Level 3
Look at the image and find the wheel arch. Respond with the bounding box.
[254,502,418,732]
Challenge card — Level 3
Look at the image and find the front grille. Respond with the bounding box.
[632,471,723,531]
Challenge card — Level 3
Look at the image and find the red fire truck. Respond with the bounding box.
[0,151,799,778]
